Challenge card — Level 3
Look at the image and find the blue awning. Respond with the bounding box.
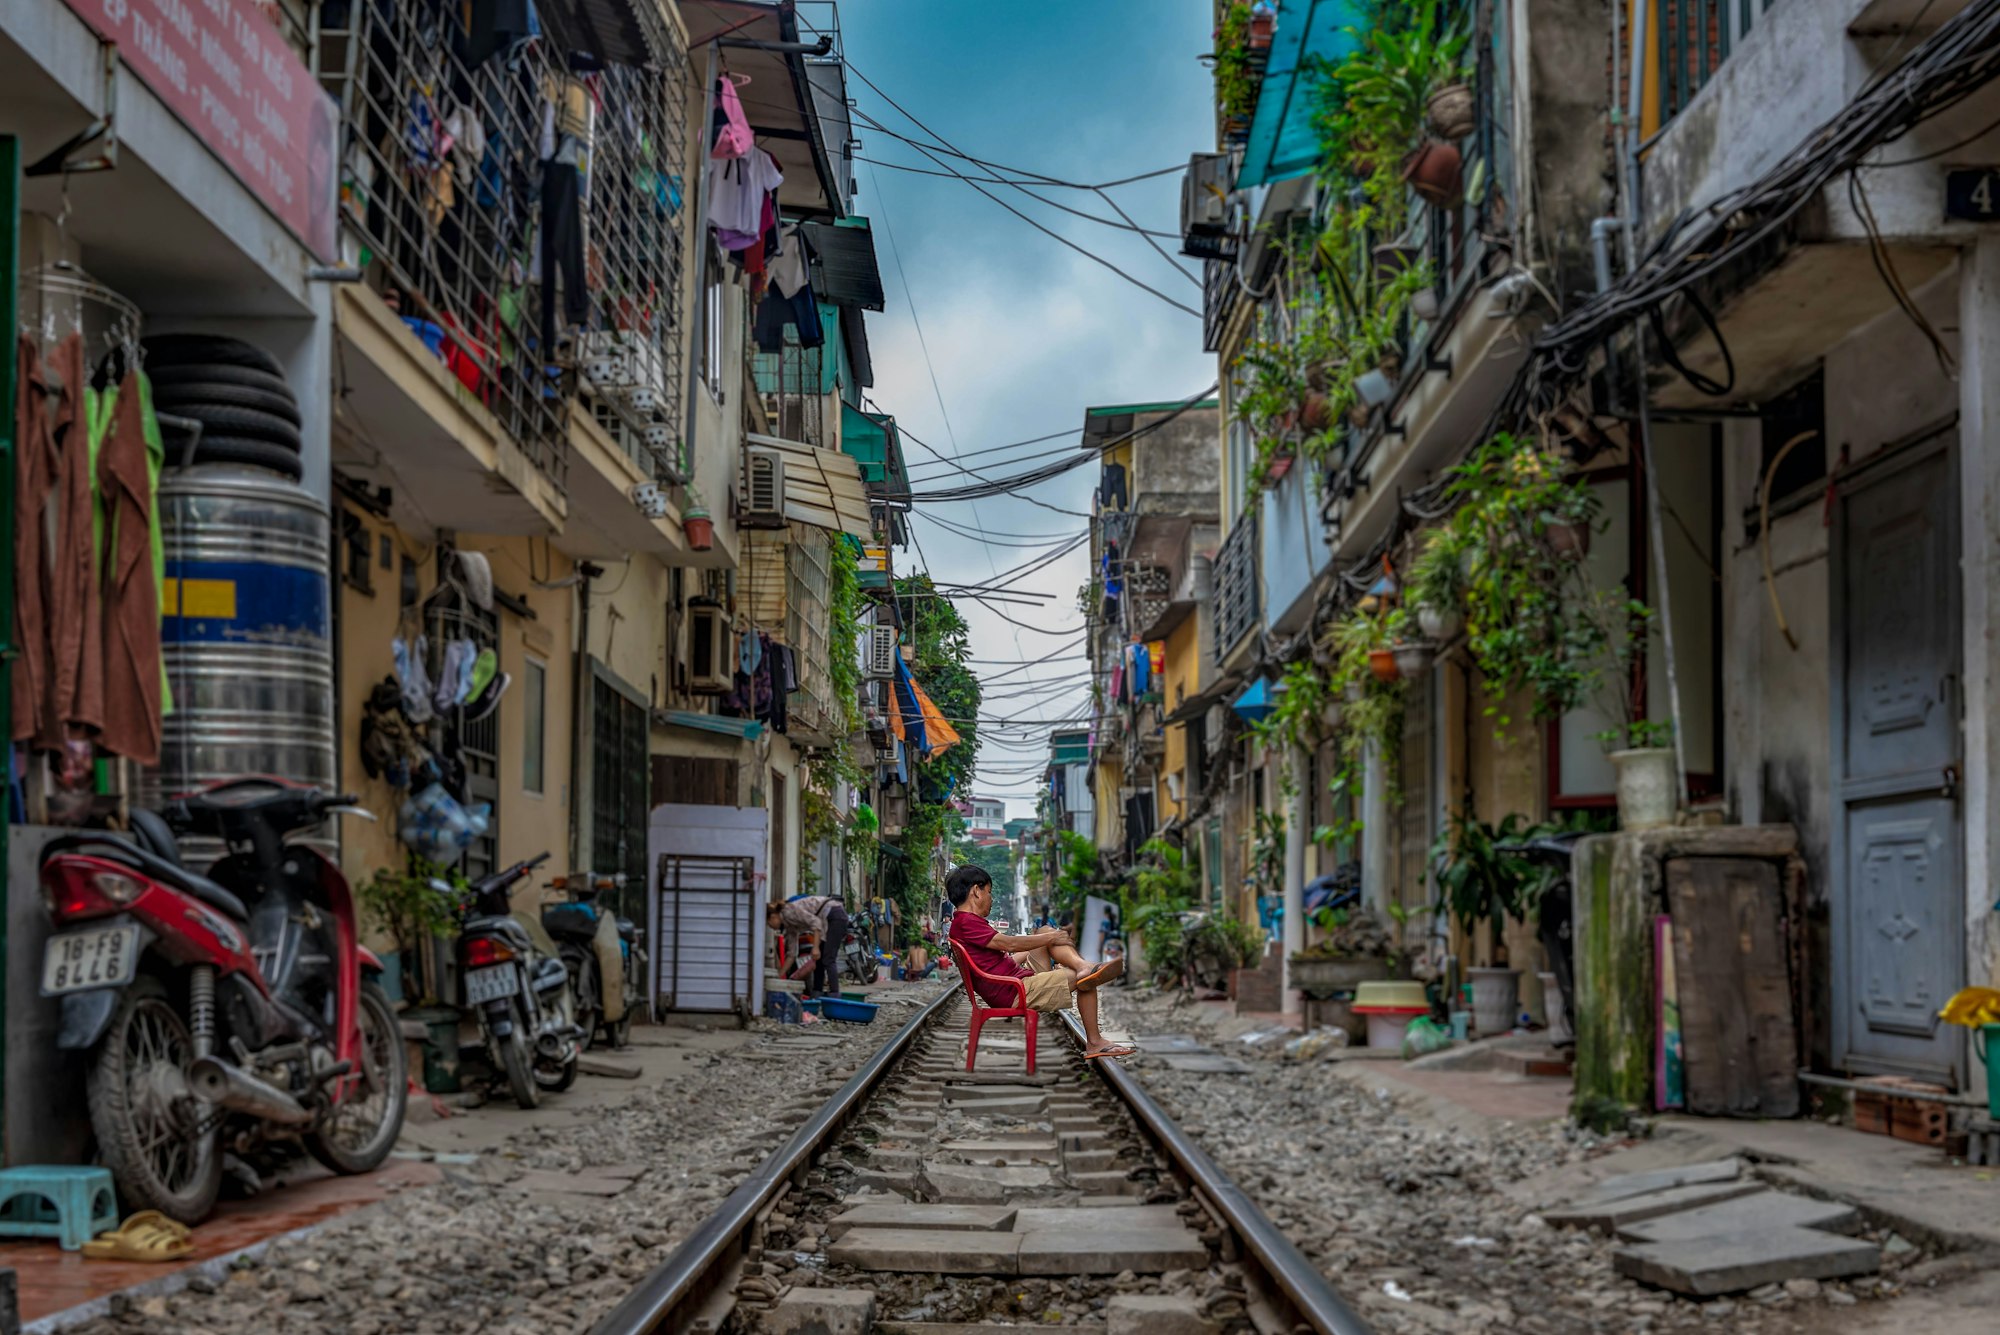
[656,709,763,741]
[1237,0,1365,190]
[1231,678,1276,721]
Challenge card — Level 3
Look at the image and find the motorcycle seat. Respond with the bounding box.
[42,830,250,922]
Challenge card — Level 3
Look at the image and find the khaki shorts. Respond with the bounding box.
[1019,958,1074,1012]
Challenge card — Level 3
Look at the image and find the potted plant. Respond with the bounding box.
[1212,3,1261,128]
[1407,525,1468,641]
[1426,82,1476,141]
[683,489,714,550]
[1402,139,1464,207]
[1602,718,1677,830]
[1248,1,1277,50]
[1292,904,1395,1020]
[1431,811,1538,1037]
[356,860,461,1001]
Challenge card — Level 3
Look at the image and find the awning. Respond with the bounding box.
[680,1,846,216]
[535,0,655,68]
[1231,678,1276,722]
[747,432,874,539]
[805,218,885,310]
[1237,0,1366,190]
[1164,671,1244,725]
[913,680,962,755]
[656,709,764,741]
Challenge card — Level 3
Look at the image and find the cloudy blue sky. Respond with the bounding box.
[828,1,1217,816]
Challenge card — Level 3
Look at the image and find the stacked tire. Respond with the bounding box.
[143,334,303,482]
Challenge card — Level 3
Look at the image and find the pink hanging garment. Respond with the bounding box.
[711,74,753,159]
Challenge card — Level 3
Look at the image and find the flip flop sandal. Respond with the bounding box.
[1082,1046,1137,1061]
[83,1210,195,1262]
[1077,958,1126,990]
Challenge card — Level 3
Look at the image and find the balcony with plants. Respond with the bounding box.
[1225,1,1502,515]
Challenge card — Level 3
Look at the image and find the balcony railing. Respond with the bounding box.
[1203,258,1232,354]
[1214,513,1259,657]
[1658,0,1777,125]
[324,2,691,490]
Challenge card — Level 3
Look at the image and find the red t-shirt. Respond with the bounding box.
[949,911,1029,1007]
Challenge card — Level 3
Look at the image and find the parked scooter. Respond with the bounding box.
[40,778,407,1225]
[453,853,581,1108]
[541,871,647,1050]
[840,904,881,986]
[1502,830,1588,1048]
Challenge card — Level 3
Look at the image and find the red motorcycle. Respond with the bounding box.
[40,778,407,1224]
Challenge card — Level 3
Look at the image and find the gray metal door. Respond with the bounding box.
[1832,435,1962,1084]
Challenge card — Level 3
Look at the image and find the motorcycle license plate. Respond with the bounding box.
[41,924,141,996]
[465,964,519,1005]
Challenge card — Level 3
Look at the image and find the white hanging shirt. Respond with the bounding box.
[768,223,809,298]
[706,147,782,236]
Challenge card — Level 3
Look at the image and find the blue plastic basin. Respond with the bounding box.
[818,997,879,1024]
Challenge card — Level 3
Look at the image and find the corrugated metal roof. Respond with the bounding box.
[536,0,655,68]
[840,305,873,389]
[747,432,875,539]
[805,219,885,311]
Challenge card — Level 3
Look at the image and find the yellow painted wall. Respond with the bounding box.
[1093,756,1124,858]
[1159,615,1200,821]
[335,515,578,924]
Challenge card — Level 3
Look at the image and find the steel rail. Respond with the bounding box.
[590,986,961,1335]
[1057,1012,1377,1335]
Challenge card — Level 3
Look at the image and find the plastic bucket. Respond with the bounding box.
[1356,1005,1427,1050]
[1977,1024,2000,1120]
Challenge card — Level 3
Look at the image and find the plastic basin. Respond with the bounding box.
[819,997,879,1024]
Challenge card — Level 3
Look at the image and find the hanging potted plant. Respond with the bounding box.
[1426,82,1476,141]
[682,489,714,550]
[1431,812,1540,1038]
[1543,510,1591,557]
[1402,139,1464,208]
[1247,1,1277,50]
[1408,526,1468,642]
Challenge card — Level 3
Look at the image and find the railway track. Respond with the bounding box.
[591,990,1374,1335]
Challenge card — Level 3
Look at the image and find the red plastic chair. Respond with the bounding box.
[949,941,1037,1075]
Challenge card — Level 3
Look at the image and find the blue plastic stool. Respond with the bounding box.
[0,1166,119,1251]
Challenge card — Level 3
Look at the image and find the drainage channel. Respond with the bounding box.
[591,993,1374,1335]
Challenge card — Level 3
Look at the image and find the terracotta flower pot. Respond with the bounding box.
[1300,391,1333,432]
[1401,140,1464,208]
[684,513,714,550]
[1347,400,1373,430]
[1544,518,1590,557]
[1266,453,1294,484]
[1426,83,1476,141]
[1368,648,1400,683]
[1248,11,1275,49]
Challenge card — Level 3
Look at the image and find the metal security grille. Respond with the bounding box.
[1658,0,1778,123]
[324,1,692,489]
[1214,514,1259,657]
[591,669,650,917]
[753,338,831,448]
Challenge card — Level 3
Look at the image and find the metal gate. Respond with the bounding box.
[591,664,650,922]
[654,853,756,1017]
[1831,431,1962,1085]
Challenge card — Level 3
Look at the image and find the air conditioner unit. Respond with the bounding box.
[862,624,898,679]
[688,602,733,694]
[743,447,787,528]
[1180,153,1235,259]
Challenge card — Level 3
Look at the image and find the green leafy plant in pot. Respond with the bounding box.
[1431,810,1539,1037]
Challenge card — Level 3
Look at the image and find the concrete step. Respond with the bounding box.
[1544,1179,1763,1233]
[828,1227,1019,1274]
[1613,1228,1881,1296]
[825,1203,1017,1241]
[1616,1190,1860,1244]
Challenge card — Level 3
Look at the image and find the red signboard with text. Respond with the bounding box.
[62,0,338,262]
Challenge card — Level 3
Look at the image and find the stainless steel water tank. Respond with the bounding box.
[143,467,335,863]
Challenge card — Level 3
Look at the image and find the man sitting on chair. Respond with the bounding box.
[945,865,1134,1061]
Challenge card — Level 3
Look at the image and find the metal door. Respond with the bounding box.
[654,853,755,1016]
[1832,434,1962,1084]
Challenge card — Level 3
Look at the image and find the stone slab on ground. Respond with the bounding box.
[944,1085,1046,1101]
[507,1169,635,1197]
[576,1056,643,1079]
[825,1203,1018,1241]
[1015,1220,1210,1275]
[828,1227,1022,1274]
[941,1141,1062,1165]
[764,1287,877,1335]
[921,1164,1062,1202]
[1544,1179,1763,1233]
[1616,1190,1861,1244]
[1565,1157,1743,1208]
[1009,1206,1185,1231]
[1105,1294,1221,1335]
[945,1097,1049,1116]
[1067,1170,1145,1197]
[1613,1228,1881,1296]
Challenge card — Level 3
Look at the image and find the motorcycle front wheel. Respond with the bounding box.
[307,980,410,1175]
[88,974,223,1225]
[498,1007,541,1109]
